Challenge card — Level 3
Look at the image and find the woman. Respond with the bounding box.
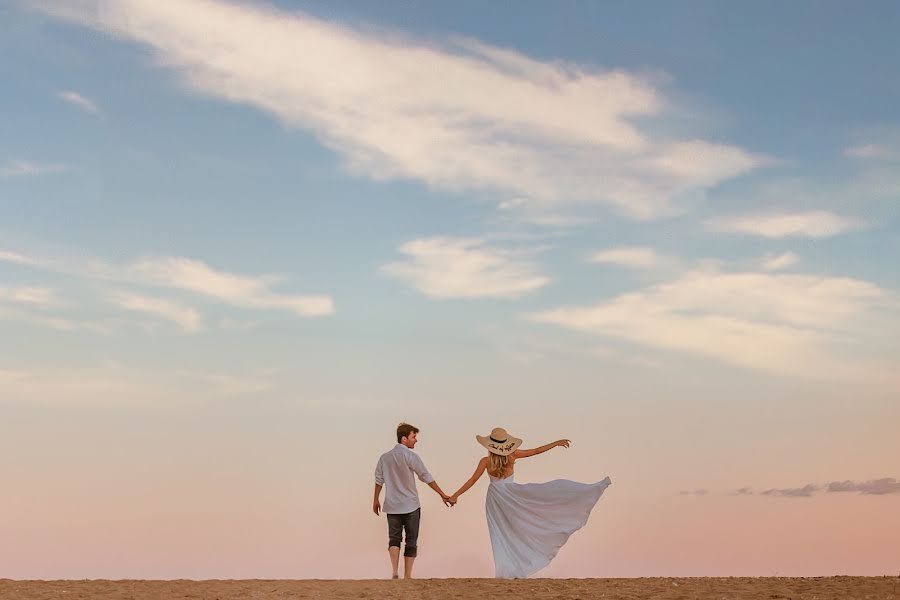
[449,427,611,578]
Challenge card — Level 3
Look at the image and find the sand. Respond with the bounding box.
[1,577,897,599]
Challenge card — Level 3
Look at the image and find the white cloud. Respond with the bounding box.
[57,90,101,114]
[111,292,204,333]
[0,366,272,407]
[1,247,334,318]
[0,160,69,177]
[588,246,663,269]
[382,237,549,299]
[0,285,58,307]
[0,304,111,334]
[0,250,52,267]
[219,317,255,332]
[760,251,799,271]
[115,256,334,317]
[844,144,894,160]
[28,0,766,220]
[199,372,271,396]
[705,211,867,238]
[527,268,897,380]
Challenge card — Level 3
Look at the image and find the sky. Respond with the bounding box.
[1,0,899,580]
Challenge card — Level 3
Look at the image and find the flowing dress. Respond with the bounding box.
[485,473,612,578]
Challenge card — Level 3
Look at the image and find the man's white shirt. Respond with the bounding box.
[375,443,434,514]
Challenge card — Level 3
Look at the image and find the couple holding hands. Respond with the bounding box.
[373,422,611,579]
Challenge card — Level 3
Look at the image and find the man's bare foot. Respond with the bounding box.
[391,574,399,579]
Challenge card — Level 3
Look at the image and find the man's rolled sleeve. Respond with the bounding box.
[411,454,434,484]
[375,458,385,485]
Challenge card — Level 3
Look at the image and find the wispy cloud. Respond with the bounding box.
[844,144,895,160]
[0,250,52,267]
[588,246,668,269]
[705,211,867,238]
[1,247,334,318]
[0,160,69,177]
[111,292,204,333]
[527,267,898,380]
[0,365,273,407]
[719,478,900,497]
[28,0,766,220]
[57,90,101,114]
[0,285,58,307]
[382,237,549,299]
[759,251,799,272]
[0,304,111,334]
[113,256,334,317]
[825,478,900,495]
[761,484,821,498]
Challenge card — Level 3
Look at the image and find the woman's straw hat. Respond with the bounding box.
[476,427,522,456]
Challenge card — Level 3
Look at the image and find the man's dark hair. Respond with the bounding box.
[397,422,419,443]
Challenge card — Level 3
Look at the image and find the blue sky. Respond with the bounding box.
[1,0,899,578]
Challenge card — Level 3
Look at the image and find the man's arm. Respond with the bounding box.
[427,480,452,506]
[373,483,382,515]
[411,454,451,506]
[373,458,384,515]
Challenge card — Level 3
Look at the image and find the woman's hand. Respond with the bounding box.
[448,494,459,506]
[556,439,571,449]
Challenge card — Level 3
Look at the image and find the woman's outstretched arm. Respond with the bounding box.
[449,457,488,504]
[513,439,570,459]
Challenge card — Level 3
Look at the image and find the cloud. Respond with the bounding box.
[382,237,549,299]
[722,478,900,497]
[111,292,204,333]
[197,372,271,396]
[0,285,58,307]
[57,90,101,114]
[825,478,900,495]
[28,0,766,220]
[1,247,334,318]
[588,246,666,269]
[114,256,334,317]
[0,365,272,407]
[760,251,799,272]
[0,304,112,334]
[705,211,867,238]
[0,160,69,177]
[219,317,255,332]
[844,144,895,160]
[527,268,898,380]
[0,250,52,267]
[760,484,821,498]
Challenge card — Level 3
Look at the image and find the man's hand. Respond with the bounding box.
[447,494,459,507]
[373,499,380,515]
[556,439,571,449]
[441,494,454,507]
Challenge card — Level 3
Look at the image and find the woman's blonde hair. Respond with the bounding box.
[487,453,511,478]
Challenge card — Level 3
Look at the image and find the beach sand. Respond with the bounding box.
[1,577,897,599]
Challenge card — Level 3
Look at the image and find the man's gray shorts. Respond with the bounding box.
[387,508,420,557]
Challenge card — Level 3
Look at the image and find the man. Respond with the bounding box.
[373,422,452,579]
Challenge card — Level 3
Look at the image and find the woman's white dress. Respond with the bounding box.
[485,473,612,578]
